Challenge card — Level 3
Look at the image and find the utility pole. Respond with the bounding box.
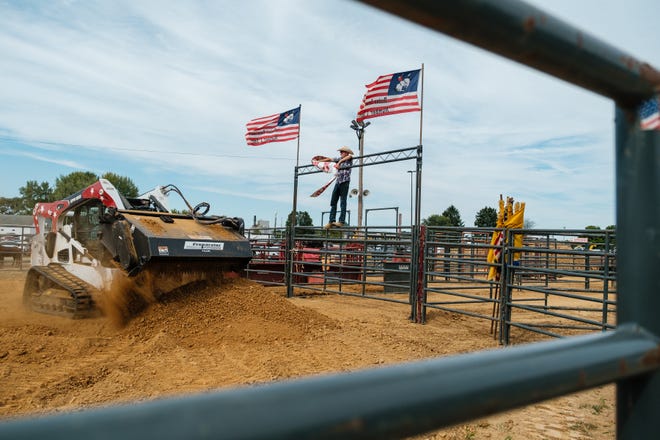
[350,119,370,227]
[407,170,415,226]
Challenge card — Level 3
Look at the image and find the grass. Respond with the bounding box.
[580,397,609,415]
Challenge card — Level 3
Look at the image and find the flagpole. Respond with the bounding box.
[412,64,424,229]
[418,63,424,146]
[411,64,424,322]
[291,104,302,230]
[295,104,302,168]
[288,105,302,297]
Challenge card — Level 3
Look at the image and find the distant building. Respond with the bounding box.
[252,218,270,230]
[0,215,35,237]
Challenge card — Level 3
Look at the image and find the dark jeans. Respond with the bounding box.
[329,181,349,223]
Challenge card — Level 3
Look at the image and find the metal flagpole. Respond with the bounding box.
[295,104,302,168]
[411,64,424,322]
[291,104,302,228]
[416,63,424,227]
[418,64,424,147]
[287,104,302,298]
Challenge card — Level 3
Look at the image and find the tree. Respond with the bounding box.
[422,214,450,226]
[442,205,464,227]
[52,171,99,200]
[101,172,139,197]
[296,211,314,227]
[605,225,616,248]
[7,172,140,214]
[583,225,604,245]
[579,225,616,248]
[524,218,536,229]
[286,211,314,234]
[474,206,497,227]
[0,197,23,215]
[18,180,53,214]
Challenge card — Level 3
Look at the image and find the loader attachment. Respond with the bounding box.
[103,212,252,274]
[101,211,252,296]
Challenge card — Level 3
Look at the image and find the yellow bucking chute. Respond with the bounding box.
[486,195,525,281]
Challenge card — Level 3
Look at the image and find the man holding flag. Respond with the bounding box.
[317,146,354,229]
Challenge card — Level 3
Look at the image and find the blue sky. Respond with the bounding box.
[1,0,658,229]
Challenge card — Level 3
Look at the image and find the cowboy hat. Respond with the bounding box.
[338,146,354,155]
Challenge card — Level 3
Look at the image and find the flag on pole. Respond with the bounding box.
[639,96,660,130]
[356,69,421,122]
[245,106,300,146]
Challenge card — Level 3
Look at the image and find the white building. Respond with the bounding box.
[0,215,35,239]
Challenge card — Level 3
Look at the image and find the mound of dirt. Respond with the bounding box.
[118,278,340,347]
[0,271,615,439]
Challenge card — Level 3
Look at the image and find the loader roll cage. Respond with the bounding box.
[2,1,658,439]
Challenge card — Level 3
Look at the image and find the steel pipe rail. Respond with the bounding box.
[355,0,660,106]
[1,324,658,440]
[296,146,419,176]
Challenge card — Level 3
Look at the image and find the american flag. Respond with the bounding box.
[639,96,660,130]
[245,106,300,146]
[356,69,421,122]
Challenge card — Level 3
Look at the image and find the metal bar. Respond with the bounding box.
[614,102,660,435]
[286,167,299,297]
[1,325,657,440]
[364,207,399,228]
[296,146,419,176]
[355,0,660,106]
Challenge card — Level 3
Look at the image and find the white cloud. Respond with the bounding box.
[0,0,657,228]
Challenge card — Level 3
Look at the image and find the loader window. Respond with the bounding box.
[42,218,53,234]
[73,202,103,246]
[61,212,74,229]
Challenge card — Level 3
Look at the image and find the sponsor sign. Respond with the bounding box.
[184,241,225,252]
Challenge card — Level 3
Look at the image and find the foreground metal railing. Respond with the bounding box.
[1,0,658,438]
[1,325,657,440]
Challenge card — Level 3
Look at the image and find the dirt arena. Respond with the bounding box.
[0,269,615,439]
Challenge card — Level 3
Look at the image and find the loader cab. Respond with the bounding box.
[70,200,106,255]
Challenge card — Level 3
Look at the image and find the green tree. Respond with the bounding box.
[52,171,99,200]
[17,180,53,214]
[474,206,497,227]
[583,225,604,245]
[442,205,464,227]
[422,214,450,226]
[286,211,314,234]
[580,225,616,249]
[298,211,314,227]
[0,196,23,214]
[605,225,616,249]
[101,172,139,197]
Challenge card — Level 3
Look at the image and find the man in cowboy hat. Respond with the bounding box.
[320,146,353,228]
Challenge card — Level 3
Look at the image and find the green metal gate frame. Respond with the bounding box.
[1,1,658,438]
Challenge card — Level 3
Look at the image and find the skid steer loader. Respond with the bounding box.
[24,179,252,318]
